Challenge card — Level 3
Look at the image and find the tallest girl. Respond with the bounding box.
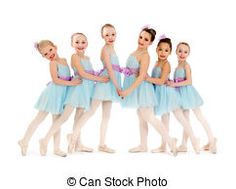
[118,27,177,155]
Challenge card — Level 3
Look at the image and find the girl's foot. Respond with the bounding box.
[151,145,166,153]
[98,145,115,153]
[39,139,47,156]
[170,138,177,156]
[76,144,94,152]
[129,145,147,153]
[54,149,67,157]
[202,143,210,151]
[193,138,200,154]
[177,145,188,152]
[209,138,217,154]
[18,140,28,156]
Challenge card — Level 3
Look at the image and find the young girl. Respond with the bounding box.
[67,24,122,153]
[118,27,177,156]
[146,38,199,154]
[38,33,109,155]
[18,40,80,157]
[168,42,217,153]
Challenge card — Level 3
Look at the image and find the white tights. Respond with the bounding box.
[20,111,62,151]
[181,107,214,146]
[136,107,174,148]
[42,105,84,146]
[71,99,112,147]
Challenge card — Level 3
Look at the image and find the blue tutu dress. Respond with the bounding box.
[64,59,95,111]
[152,66,181,115]
[174,66,203,109]
[122,55,157,108]
[92,53,121,102]
[34,63,71,114]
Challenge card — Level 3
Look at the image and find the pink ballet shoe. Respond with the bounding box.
[209,138,217,154]
[39,139,47,156]
[170,138,177,156]
[177,145,188,152]
[98,145,115,153]
[193,138,200,154]
[151,145,166,153]
[201,143,210,151]
[54,149,67,157]
[18,140,28,156]
[129,146,147,153]
[76,145,94,152]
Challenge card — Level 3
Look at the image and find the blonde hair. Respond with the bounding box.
[176,42,190,53]
[101,23,115,37]
[71,32,87,45]
[35,40,56,54]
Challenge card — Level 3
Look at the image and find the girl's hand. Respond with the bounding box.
[145,74,150,81]
[100,76,110,83]
[118,89,129,98]
[167,80,175,87]
[71,79,82,86]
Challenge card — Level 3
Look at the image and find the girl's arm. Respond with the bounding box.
[101,48,120,88]
[72,54,109,83]
[146,62,170,85]
[171,63,192,87]
[50,61,80,86]
[120,53,150,97]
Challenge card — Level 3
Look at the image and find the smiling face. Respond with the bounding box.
[40,45,57,61]
[71,33,88,53]
[138,31,152,49]
[156,42,171,61]
[176,43,190,62]
[102,26,116,45]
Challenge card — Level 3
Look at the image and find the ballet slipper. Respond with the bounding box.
[201,143,210,151]
[177,145,188,152]
[170,138,177,156]
[151,145,166,153]
[18,140,28,156]
[98,145,115,153]
[209,138,217,154]
[129,146,147,153]
[76,144,94,152]
[193,138,200,154]
[39,139,47,156]
[54,149,67,157]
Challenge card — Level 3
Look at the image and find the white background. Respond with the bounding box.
[0,0,236,188]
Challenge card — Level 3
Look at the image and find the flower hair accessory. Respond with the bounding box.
[34,42,39,50]
[141,24,151,30]
[159,34,166,40]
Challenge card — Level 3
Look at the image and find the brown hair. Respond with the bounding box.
[101,23,115,37]
[157,38,172,52]
[142,28,156,42]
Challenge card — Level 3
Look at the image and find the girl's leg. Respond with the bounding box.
[139,107,177,156]
[68,99,101,153]
[192,107,217,153]
[71,108,93,152]
[98,101,115,153]
[173,109,200,153]
[152,113,170,153]
[18,111,48,156]
[129,109,148,153]
[39,105,74,155]
[178,109,190,151]
[52,115,67,157]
